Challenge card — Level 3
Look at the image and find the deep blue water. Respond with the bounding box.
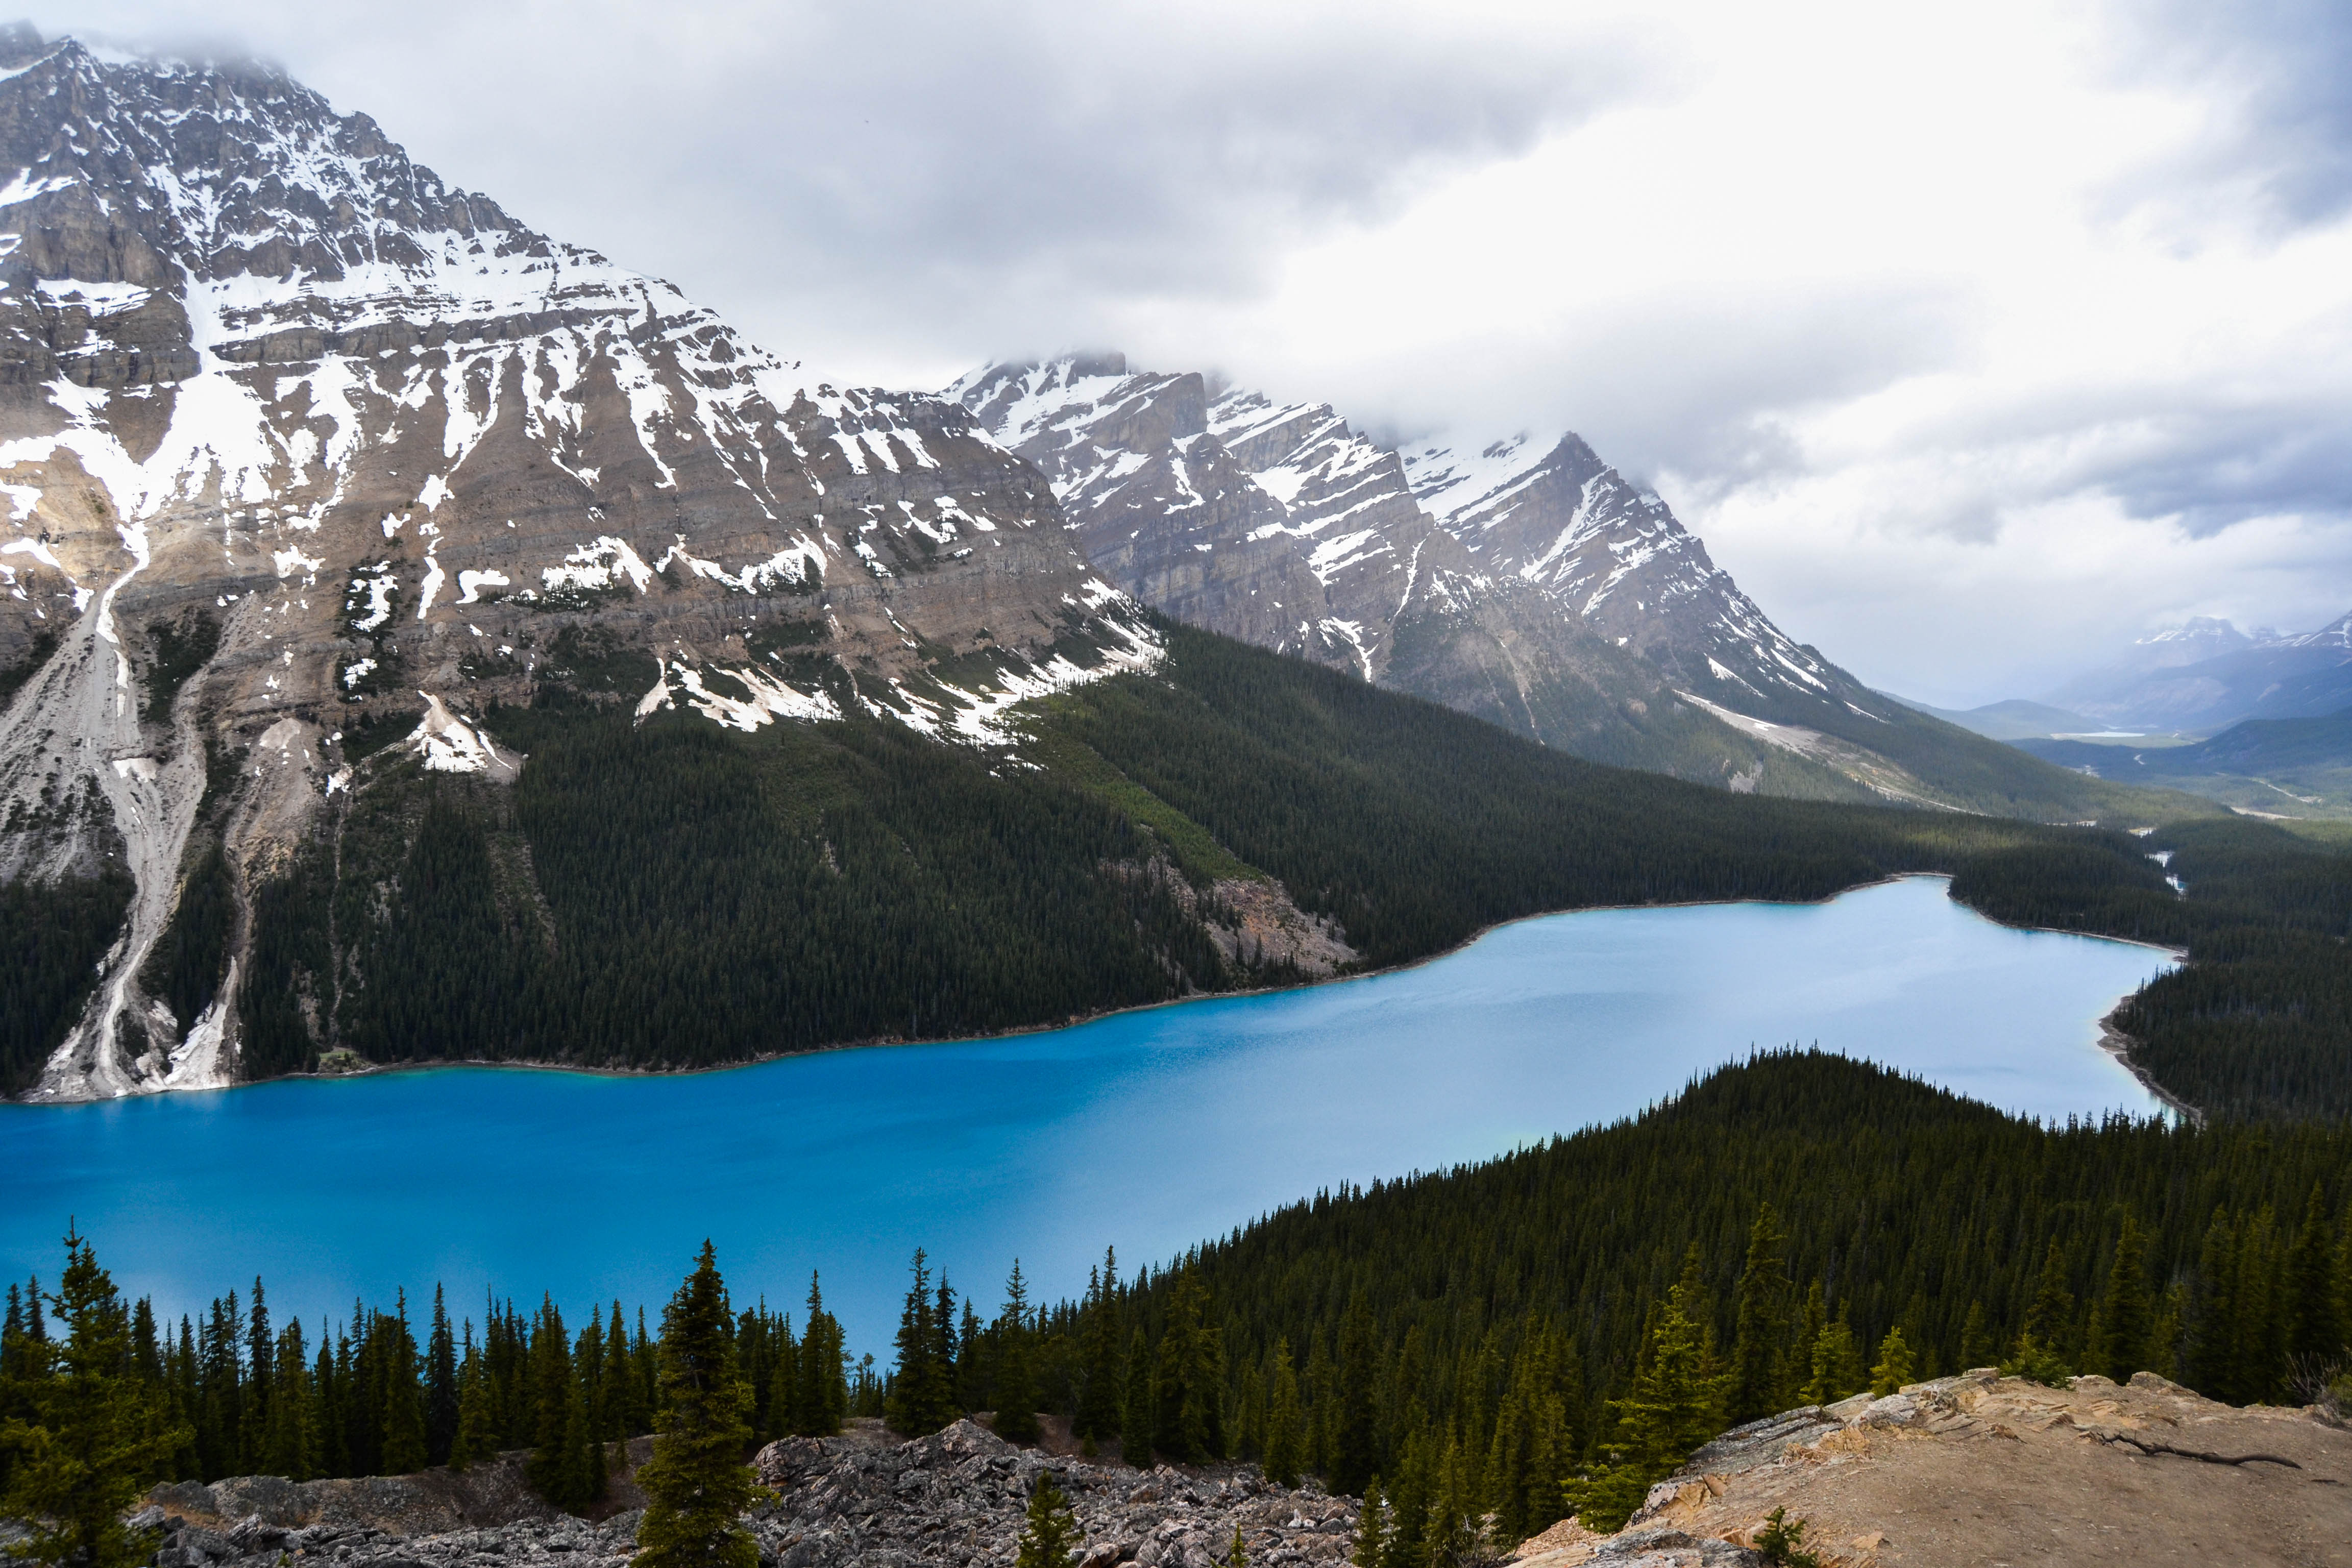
[0,876,2172,1352]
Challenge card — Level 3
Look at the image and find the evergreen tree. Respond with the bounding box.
[1576,1266,1721,1530]
[379,1293,429,1476]
[605,1302,642,1438]
[1013,1471,1080,1568]
[1073,1252,1123,1443]
[885,1253,944,1437]
[1226,1521,1248,1568]
[1328,1296,1378,1497]
[1261,1339,1304,1488]
[1120,1329,1153,1467]
[0,1232,189,1568]
[1957,1302,1994,1371]
[242,1279,272,1473]
[1727,1204,1791,1423]
[426,1287,459,1466]
[633,1243,758,1568]
[2021,1239,2077,1366]
[2284,1185,2341,1369]
[1867,1329,1915,1398]
[993,1262,1040,1444]
[1350,1479,1390,1568]
[452,1331,494,1471]
[2088,1216,2154,1382]
[527,1298,581,1504]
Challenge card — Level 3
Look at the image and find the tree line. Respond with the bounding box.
[0,1257,857,1514]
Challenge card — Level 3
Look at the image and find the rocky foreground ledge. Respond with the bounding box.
[128,1419,1359,1568]
[110,1374,2351,1568]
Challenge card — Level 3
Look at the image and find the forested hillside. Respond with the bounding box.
[215,627,2186,1078]
[1,621,2302,1119]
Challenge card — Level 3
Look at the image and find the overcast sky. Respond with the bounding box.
[44,0,2352,704]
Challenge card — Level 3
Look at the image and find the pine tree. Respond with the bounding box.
[1225,1521,1248,1567]
[1868,1329,1914,1398]
[1262,1339,1304,1487]
[241,1279,273,1473]
[633,1243,758,1568]
[1803,1312,1862,1405]
[0,1232,190,1568]
[792,1275,845,1437]
[1014,1471,1080,1568]
[994,1262,1040,1444]
[1728,1203,1791,1423]
[1120,1328,1153,1468]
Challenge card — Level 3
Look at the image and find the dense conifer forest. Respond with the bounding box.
[185,622,2349,1120]
[7,1057,2347,1555]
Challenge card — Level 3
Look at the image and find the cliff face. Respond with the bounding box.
[0,27,1155,1099]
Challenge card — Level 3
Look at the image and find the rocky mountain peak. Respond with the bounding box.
[0,37,1155,1101]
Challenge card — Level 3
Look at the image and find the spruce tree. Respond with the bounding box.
[2021,1239,2077,1369]
[1013,1471,1080,1568]
[0,1232,189,1568]
[994,1262,1040,1444]
[1119,1329,1153,1468]
[527,1298,578,1503]
[379,1292,428,1476]
[1225,1521,1248,1567]
[1867,1329,1914,1398]
[1957,1302,1995,1371]
[885,1253,937,1437]
[2088,1216,2153,1382]
[427,1287,458,1466]
[452,1334,494,1471]
[1073,1251,1122,1442]
[2284,1184,2341,1368]
[1262,1339,1303,1487]
[1351,1479,1390,1568]
[633,1243,758,1568]
[1329,1295,1378,1496]
[1728,1203,1791,1423]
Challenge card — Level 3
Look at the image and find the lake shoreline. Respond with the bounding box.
[10,872,2188,1107]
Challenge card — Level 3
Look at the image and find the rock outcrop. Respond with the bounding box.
[1516,1371,2352,1568]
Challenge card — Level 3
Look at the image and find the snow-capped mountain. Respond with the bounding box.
[1402,431,1847,709]
[957,355,2046,808]
[0,27,1154,1100]
[950,356,1820,781]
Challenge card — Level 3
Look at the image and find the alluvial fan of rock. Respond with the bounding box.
[0,26,1155,1100]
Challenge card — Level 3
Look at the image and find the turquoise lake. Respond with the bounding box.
[0,876,2174,1352]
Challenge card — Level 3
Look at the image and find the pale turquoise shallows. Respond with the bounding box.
[0,877,2173,1352]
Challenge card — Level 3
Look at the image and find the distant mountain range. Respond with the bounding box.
[2035,612,2352,733]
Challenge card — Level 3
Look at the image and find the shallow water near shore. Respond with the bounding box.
[0,876,2172,1351]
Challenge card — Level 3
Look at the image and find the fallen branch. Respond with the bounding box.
[2097,1431,2302,1469]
